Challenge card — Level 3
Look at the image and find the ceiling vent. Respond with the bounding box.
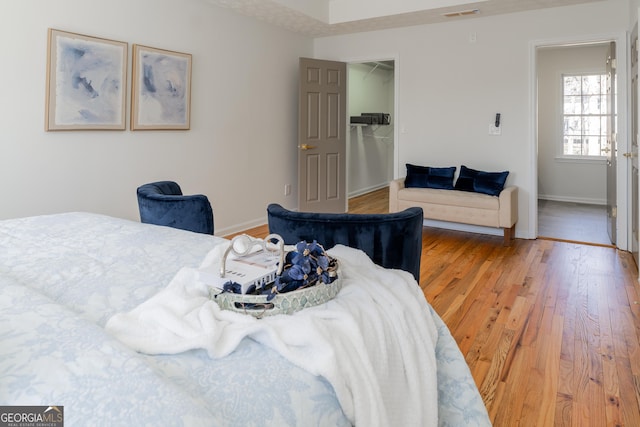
[442,9,480,18]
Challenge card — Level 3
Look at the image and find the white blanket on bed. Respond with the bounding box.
[106,244,439,427]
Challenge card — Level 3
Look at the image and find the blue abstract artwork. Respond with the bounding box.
[132,45,191,130]
[46,29,126,130]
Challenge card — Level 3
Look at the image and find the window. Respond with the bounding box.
[562,74,608,157]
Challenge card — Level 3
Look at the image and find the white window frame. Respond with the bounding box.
[557,72,608,163]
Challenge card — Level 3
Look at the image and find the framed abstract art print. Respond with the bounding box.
[131,44,192,130]
[45,29,127,131]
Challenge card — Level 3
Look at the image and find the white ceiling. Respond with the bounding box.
[206,0,606,37]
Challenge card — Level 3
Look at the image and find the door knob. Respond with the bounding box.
[299,144,317,150]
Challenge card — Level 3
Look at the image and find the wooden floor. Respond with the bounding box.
[227,187,640,426]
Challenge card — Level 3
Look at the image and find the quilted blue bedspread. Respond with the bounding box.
[0,212,490,426]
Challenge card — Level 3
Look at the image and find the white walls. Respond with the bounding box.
[631,0,640,25]
[0,0,633,240]
[0,0,312,235]
[314,0,628,239]
[537,44,609,204]
[348,63,394,195]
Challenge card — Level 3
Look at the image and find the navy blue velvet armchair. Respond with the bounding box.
[267,204,424,282]
[137,181,214,235]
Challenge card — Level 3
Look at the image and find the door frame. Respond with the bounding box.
[606,41,617,245]
[529,32,629,249]
[343,54,401,189]
[630,21,639,265]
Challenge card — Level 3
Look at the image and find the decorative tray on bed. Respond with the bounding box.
[209,234,341,318]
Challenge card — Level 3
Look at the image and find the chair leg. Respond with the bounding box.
[503,225,516,246]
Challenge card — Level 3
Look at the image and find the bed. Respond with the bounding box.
[0,212,491,426]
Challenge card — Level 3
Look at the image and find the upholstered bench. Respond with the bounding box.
[389,178,518,245]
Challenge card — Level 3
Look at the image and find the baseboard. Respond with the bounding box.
[216,206,305,237]
[538,194,606,206]
[215,217,267,237]
[219,185,389,236]
[348,182,389,198]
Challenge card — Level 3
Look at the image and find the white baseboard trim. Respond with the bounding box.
[348,182,389,198]
[215,217,267,237]
[215,206,303,237]
[538,194,606,206]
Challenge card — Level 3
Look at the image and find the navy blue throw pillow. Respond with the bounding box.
[454,165,509,196]
[405,164,456,190]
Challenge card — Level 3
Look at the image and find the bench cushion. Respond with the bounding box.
[397,187,500,210]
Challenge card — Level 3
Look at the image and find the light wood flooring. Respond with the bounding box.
[227,187,640,426]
